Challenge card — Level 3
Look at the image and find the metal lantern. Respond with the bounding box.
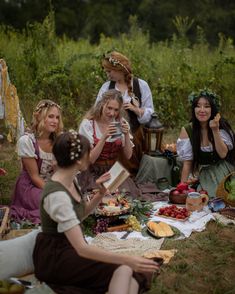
[143,112,164,156]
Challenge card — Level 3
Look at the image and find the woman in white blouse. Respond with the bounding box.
[33,130,159,294]
[10,100,63,224]
[177,90,235,197]
[78,89,141,197]
[96,51,154,174]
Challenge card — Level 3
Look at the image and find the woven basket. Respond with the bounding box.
[216,172,235,207]
[0,206,10,239]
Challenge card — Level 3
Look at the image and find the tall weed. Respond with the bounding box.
[0,13,234,129]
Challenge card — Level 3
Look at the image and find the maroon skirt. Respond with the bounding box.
[33,232,151,294]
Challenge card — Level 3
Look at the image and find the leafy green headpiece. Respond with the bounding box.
[188,89,220,110]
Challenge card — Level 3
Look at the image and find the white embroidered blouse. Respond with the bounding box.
[177,129,234,161]
[17,133,55,180]
[79,118,134,147]
[96,78,154,124]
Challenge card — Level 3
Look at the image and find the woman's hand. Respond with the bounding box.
[126,256,160,273]
[123,102,144,117]
[95,172,111,195]
[102,123,118,140]
[209,113,221,130]
[121,120,129,134]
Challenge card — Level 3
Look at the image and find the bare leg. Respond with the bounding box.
[108,265,138,294]
[129,277,139,294]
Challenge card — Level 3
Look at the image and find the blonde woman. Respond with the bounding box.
[96,51,154,174]
[78,89,141,197]
[10,100,63,224]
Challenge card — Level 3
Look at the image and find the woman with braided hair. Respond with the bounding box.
[177,90,235,197]
[10,100,63,224]
[33,130,159,294]
[96,51,154,175]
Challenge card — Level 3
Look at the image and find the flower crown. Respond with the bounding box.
[69,130,81,161]
[34,101,61,113]
[188,89,220,110]
[103,53,130,74]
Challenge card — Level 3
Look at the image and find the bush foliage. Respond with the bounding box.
[0,13,235,129]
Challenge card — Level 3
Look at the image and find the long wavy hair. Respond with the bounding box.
[31,99,63,141]
[102,51,134,96]
[85,89,126,121]
[191,95,235,172]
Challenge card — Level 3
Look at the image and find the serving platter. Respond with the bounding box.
[142,223,180,239]
[96,195,131,216]
[154,213,190,222]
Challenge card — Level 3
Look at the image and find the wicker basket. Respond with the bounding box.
[0,206,10,239]
[216,172,235,207]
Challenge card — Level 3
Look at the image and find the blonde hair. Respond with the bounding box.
[102,51,133,96]
[86,89,126,121]
[31,99,63,141]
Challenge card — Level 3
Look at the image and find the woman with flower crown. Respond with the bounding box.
[78,89,141,197]
[10,100,63,224]
[33,130,159,294]
[177,90,235,197]
[96,51,154,175]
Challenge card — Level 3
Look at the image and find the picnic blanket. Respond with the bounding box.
[150,201,215,238]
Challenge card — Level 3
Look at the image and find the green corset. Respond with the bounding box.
[184,123,220,165]
[40,180,85,234]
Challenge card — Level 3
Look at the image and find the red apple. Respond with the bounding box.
[188,188,196,193]
[182,190,188,194]
[199,189,208,195]
[177,182,188,192]
[171,189,180,195]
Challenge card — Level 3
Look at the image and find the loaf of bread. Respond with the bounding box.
[147,221,174,237]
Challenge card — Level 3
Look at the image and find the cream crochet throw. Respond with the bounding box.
[91,233,164,256]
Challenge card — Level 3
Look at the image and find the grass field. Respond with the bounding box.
[1,137,235,294]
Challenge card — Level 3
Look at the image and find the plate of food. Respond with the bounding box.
[155,205,190,222]
[146,221,177,238]
[96,195,131,216]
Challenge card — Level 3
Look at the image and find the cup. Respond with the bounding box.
[111,121,122,139]
[186,192,209,212]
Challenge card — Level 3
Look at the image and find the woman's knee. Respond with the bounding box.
[114,265,133,277]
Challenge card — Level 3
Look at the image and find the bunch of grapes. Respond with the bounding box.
[125,215,141,231]
[93,218,110,234]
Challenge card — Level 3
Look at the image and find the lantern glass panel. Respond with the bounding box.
[150,133,157,152]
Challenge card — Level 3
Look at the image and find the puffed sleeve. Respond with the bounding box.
[17,134,37,159]
[220,129,234,150]
[137,78,154,124]
[79,119,94,146]
[177,138,193,161]
[43,191,80,233]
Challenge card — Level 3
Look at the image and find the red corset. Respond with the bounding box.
[92,120,122,160]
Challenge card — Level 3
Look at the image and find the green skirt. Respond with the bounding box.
[198,160,235,198]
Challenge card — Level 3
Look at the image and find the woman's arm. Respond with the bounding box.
[181,160,193,182]
[178,127,193,182]
[136,79,154,124]
[121,120,133,159]
[65,225,159,273]
[83,173,110,217]
[22,157,45,188]
[210,115,229,158]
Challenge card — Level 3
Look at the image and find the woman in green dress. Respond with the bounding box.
[33,130,159,294]
[177,90,235,198]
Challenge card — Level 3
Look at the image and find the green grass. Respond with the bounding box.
[1,141,235,294]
